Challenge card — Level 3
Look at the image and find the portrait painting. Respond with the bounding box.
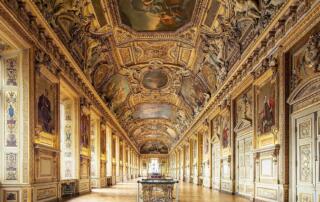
[80,109,90,149]
[101,126,106,155]
[221,114,230,149]
[257,78,276,135]
[118,0,196,31]
[36,74,57,135]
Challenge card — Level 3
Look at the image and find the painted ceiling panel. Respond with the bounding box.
[132,103,176,120]
[118,0,196,31]
[32,0,286,154]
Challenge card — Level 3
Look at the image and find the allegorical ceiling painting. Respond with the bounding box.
[132,103,176,120]
[34,0,285,154]
[142,69,169,89]
[118,0,196,31]
[140,141,169,154]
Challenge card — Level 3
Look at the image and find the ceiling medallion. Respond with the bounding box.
[142,69,169,90]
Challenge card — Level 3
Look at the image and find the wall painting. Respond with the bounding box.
[256,78,276,135]
[35,74,57,137]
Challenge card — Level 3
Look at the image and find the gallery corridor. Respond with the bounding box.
[0,0,319,201]
[66,180,250,202]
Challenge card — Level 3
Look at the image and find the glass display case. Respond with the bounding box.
[137,179,179,202]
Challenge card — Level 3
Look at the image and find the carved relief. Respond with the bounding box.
[299,120,311,139]
[292,32,320,90]
[5,153,18,181]
[299,144,312,183]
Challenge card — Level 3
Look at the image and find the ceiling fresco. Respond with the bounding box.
[33,0,285,154]
[118,0,196,31]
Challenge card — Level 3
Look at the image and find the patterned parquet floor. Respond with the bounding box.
[66,179,250,202]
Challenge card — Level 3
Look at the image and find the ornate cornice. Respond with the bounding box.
[0,0,139,153]
[170,0,319,154]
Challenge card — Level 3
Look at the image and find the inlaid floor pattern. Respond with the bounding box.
[66,180,250,202]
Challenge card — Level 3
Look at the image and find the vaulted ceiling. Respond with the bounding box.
[34,0,284,154]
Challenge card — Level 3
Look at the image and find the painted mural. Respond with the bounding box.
[5,57,18,86]
[36,74,57,135]
[140,141,168,154]
[5,91,18,147]
[142,69,168,89]
[133,103,175,120]
[101,74,130,111]
[118,0,196,31]
[257,79,276,135]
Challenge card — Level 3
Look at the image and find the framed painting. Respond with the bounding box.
[80,104,90,156]
[35,69,58,147]
[254,69,278,147]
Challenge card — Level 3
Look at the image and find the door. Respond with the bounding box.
[236,134,253,197]
[295,112,319,202]
[212,143,220,190]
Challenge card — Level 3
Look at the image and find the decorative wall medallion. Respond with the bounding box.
[5,91,18,147]
[142,69,168,89]
[5,57,18,86]
[5,153,17,180]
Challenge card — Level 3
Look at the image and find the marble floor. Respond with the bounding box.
[66,180,250,202]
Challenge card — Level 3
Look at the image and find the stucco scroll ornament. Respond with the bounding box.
[260,0,284,26]
[232,0,261,24]
[200,34,227,86]
[119,68,141,93]
[176,110,191,131]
